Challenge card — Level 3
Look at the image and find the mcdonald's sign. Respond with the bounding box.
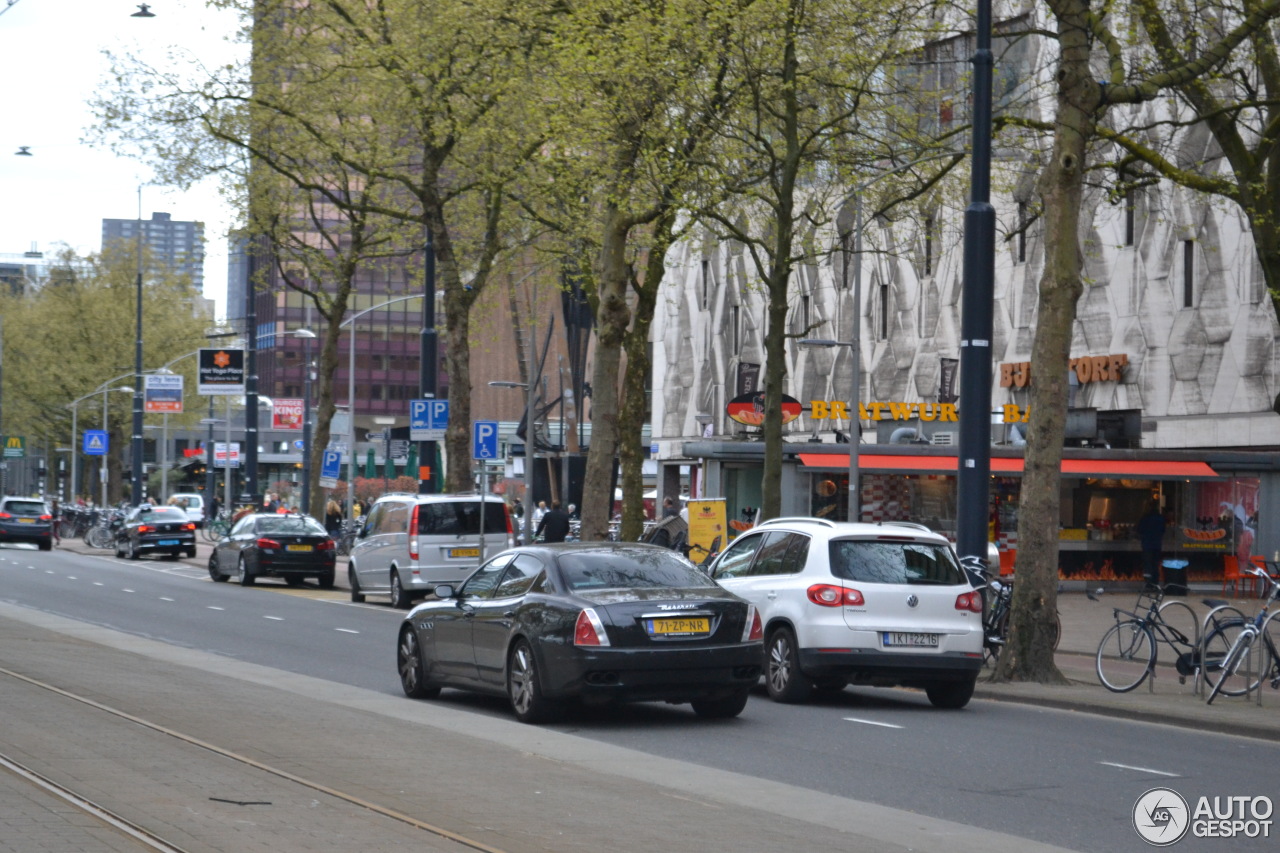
[2,435,25,458]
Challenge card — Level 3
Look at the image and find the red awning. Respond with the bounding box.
[797,453,1219,480]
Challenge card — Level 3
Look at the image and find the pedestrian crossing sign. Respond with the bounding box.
[2,435,24,458]
[83,430,108,456]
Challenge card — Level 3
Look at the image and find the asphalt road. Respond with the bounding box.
[2,543,1277,852]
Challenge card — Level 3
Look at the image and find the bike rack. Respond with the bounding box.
[1197,604,1247,698]
[1250,610,1280,706]
[1155,599,1200,695]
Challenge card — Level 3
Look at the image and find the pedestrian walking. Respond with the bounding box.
[1136,501,1167,587]
[662,497,679,518]
[325,499,343,535]
[50,498,61,545]
[535,501,572,543]
[532,500,547,528]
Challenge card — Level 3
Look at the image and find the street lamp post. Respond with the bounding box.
[103,384,133,508]
[289,328,318,515]
[490,377,537,544]
[132,187,145,506]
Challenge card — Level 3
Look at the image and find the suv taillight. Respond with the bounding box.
[742,605,763,642]
[955,591,983,612]
[409,504,420,560]
[317,539,336,551]
[806,584,864,607]
[573,608,611,647]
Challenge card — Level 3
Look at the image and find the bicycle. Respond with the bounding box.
[334,519,360,556]
[202,510,231,542]
[972,567,1061,667]
[1205,567,1280,703]
[1095,583,1227,693]
[84,509,124,550]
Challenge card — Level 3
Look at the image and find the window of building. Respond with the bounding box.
[731,305,740,354]
[1124,189,1135,246]
[1016,203,1027,264]
[878,283,890,340]
[1183,240,1195,307]
[923,215,935,277]
[800,294,810,334]
[701,259,710,310]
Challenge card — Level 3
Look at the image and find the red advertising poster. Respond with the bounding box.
[725,391,803,426]
[272,398,305,430]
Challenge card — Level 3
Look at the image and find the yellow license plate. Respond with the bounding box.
[449,548,480,558]
[286,544,313,552]
[648,618,710,635]
[17,519,35,524]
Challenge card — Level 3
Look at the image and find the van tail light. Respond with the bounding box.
[0,512,10,519]
[316,539,336,552]
[409,504,420,561]
[806,584,864,607]
[742,605,763,642]
[955,591,984,613]
[573,608,611,647]
[256,537,282,550]
[137,525,154,534]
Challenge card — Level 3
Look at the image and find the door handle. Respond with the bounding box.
[503,610,516,618]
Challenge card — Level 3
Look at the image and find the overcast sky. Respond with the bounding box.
[0,0,243,318]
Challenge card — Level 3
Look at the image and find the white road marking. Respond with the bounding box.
[1099,761,1179,777]
[264,615,284,621]
[68,577,77,580]
[842,717,905,730]
[335,628,359,634]
[122,589,136,593]
[45,571,55,575]
[207,606,225,611]
[93,582,103,587]
[160,597,174,602]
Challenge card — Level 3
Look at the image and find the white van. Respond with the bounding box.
[168,493,206,528]
[348,493,513,609]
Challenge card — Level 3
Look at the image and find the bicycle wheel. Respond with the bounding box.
[1096,620,1156,692]
[1205,625,1260,701]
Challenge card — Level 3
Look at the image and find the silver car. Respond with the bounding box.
[348,493,513,609]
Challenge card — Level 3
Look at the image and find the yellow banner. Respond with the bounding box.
[686,499,727,563]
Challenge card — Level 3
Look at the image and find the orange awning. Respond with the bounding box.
[797,453,1218,480]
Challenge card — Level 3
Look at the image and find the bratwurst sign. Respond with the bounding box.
[198,348,245,395]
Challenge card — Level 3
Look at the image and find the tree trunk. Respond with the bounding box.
[995,3,1098,684]
[581,206,632,541]
[307,288,349,523]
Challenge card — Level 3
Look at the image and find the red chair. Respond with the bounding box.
[1222,555,1247,597]
[999,549,1016,577]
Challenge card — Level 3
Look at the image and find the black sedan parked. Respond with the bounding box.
[396,542,763,723]
[113,505,197,560]
[208,513,336,588]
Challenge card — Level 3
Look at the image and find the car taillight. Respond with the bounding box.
[0,513,10,519]
[317,539,336,551]
[137,525,154,534]
[256,537,281,550]
[573,608,611,647]
[742,605,763,642]
[182,523,195,531]
[806,584,864,607]
[39,515,52,521]
[409,504,419,561]
[955,591,984,613]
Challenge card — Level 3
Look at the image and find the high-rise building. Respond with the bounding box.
[101,212,205,293]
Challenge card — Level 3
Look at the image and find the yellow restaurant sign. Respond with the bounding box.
[810,401,1032,423]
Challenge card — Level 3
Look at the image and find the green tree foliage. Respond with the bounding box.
[0,246,209,503]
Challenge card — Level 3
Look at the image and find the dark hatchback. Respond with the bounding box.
[209,513,336,588]
[113,505,197,560]
[396,542,763,723]
[0,497,54,550]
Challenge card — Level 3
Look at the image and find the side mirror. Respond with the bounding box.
[434,584,455,600]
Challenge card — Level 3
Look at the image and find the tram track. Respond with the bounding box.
[0,665,507,853]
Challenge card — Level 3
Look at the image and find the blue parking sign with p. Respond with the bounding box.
[321,449,342,480]
[473,421,498,460]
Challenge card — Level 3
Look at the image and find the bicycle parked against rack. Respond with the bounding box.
[202,510,231,542]
[1095,583,1231,693]
[83,509,125,549]
[1205,567,1280,703]
[334,519,360,556]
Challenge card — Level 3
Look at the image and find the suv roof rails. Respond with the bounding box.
[879,521,933,532]
[756,516,838,529]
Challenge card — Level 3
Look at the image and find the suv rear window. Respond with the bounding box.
[417,501,508,536]
[4,501,45,516]
[828,539,966,585]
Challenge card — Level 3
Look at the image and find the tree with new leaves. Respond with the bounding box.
[0,247,208,503]
[997,0,1280,682]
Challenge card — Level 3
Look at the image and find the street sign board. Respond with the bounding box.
[214,442,241,468]
[390,439,410,461]
[83,431,108,456]
[330,411,351,439]
[365,431,385,442]
[472,420,499,460]
[319,449,342,489]
[272,398,304,430]
[410,399,448,441]
[2,436,24,459]
[198,348,245,395]
[144,374,184,413]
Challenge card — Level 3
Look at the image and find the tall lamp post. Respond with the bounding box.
[289,328,317,515]
[103,384,134,508]
[131,187,145,506]
[490,377,537,544]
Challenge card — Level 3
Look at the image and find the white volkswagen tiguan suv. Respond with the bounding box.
[708,518,984,708]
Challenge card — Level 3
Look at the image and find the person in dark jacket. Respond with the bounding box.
[535,500,572,543]
[1136,502,1167,587]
